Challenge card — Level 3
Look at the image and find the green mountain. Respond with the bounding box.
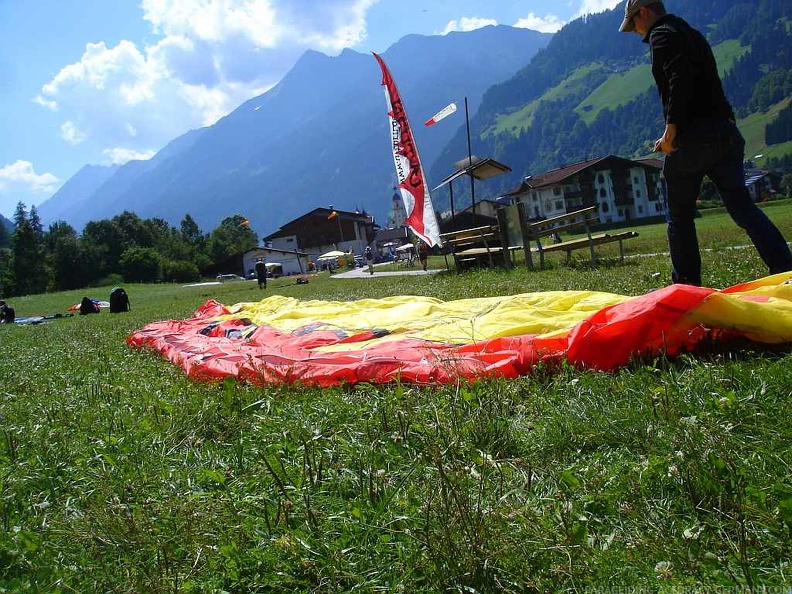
[428,0,792,212]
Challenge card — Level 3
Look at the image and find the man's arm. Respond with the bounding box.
[655,122,677,155]
[651,25,693,154]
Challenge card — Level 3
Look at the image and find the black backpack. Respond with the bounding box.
[79,297,100,315]
[109,287,131,313]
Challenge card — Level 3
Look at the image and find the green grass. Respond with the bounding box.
[575,63,653,126]
[486,64,607,137]
[740,96,792,164]
[1,205,791,592]
[576,40,749,127]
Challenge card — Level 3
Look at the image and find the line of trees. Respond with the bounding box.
[0,203,258,298]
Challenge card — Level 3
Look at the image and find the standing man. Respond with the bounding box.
[254,259,267,289]
[417,241,429,271]
[365,246,375,275]
[619,0,792,286]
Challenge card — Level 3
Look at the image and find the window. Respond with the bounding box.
[618,209,623,217]
[598,174,604,183]
[553,186,562,196]
[532,191,538,202]
[555,200,563,210]
[601,202,609,213]
[544,201,552,212]
[638,205,643,213]
[599,188,606,198]
[635,189,641,197]
[634,176,639,184]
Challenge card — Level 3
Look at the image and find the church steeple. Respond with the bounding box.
[387,188,407,229]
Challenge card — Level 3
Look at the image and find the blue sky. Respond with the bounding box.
[0,0,621,220]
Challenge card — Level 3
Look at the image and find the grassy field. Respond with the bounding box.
[1,204,791,592]
[488,64,607,137]
[574,40,748,127]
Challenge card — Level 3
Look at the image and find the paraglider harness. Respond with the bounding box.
[79,297,100,315]
[109,287,131,313]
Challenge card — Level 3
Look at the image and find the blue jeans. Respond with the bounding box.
[663,119,792,285]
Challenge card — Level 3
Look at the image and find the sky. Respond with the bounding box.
[0,0,622,220]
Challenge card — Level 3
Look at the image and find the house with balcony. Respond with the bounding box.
[262,207,378,261]
[503,155,665,224]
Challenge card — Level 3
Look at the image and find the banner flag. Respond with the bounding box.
[373,52,443,247]
[425,102,457,126]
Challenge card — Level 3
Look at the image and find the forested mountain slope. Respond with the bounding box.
[428,0,792,211]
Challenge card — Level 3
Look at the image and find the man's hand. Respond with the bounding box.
[654,123,678,155]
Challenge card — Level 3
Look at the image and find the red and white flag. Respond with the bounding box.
[373,53,443,247]
[425,102,457,127]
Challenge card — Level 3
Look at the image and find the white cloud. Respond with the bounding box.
[35,0,377,162]
[514,12,566,34]
[574,0,622,19]
[102,148,157,165]
[0,161,59,195]
[440,17,497,35]
[61,121,87,145]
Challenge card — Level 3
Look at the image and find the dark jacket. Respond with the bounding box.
[646,14,734,135]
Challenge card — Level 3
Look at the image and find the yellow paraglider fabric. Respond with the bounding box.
[128,273,792,386]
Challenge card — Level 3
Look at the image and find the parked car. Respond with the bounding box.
[216,273,244,282]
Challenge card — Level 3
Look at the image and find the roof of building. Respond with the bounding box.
[505,154,663,196]
[744,172,768,186]
[264,207,375,240]
[244,246,309,257]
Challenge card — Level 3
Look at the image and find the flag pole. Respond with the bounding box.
[449,182,456,231]
[465,96,476,226]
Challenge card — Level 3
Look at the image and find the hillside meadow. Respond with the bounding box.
[1,203,791,592]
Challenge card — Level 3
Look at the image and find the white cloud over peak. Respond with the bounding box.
[439,17,497,35]
[574,0,622,19]
[514,12,566,34]
[0,161,59,195]
[141,0,375,53]
[36,0,377,164]
[102,148,157,165]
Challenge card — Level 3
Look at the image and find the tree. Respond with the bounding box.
[206,214,258,265]
[119,247,162,283]
[46,221,86,291]
[11,208,47,296]
[81,219,124,281]
[180,214,203,246]
[780,173,792,197]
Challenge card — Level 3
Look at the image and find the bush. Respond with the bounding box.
[162,260,200,283]
[118,247,162,283]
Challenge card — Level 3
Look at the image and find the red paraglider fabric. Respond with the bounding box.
[127,273,792,386]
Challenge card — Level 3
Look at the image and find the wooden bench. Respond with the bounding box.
[441,204,639,272]
[523,205,638,269]
[440,224,503,271]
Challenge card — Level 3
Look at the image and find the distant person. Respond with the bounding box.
[417,241,429,271]
[365,246,375,275]
[0,300,15,324]
[619,0,792,285]
[254,260,267,289]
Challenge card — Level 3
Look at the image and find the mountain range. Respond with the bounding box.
[36,0,791,236]
[37,26,551,235]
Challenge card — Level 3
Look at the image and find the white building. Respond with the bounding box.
[504,155,665,224]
